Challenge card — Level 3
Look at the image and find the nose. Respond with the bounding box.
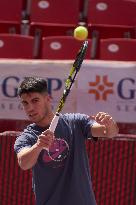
[25,103,34,113]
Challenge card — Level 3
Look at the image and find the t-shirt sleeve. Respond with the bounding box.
[78,114,96,140]
[67,113,96,140]
[14,132,34,154]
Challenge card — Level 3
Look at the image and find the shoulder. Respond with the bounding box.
[21,123,38,136]
[61,113,89,121]
[15,123,40,144]
[61,113,95,127]
[23,123,44,135]
[14,123,40,153]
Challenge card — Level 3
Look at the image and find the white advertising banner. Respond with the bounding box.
[77,61,136,123]
[0,60,136,123]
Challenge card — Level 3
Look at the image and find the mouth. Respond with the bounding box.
[29,113,37,118]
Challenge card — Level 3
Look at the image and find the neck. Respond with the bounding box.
[36,112,55,128]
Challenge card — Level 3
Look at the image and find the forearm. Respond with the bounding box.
[92,122,119,138]
[91,124,107,138]
[105,121,119,138]
[17,129,55,170]
[17,144,42,170]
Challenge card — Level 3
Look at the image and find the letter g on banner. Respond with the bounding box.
[118,78,136,100]
[2,76,20,98]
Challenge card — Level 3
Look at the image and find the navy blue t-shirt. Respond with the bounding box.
[14,113,97,205]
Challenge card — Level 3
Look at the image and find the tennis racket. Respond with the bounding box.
[46,40,88,162]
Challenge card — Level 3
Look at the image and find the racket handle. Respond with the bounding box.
[49,113,60,133]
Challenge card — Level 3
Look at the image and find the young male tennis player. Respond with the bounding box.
[14,77,119,205]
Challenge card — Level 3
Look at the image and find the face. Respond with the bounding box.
[20,92,52,125]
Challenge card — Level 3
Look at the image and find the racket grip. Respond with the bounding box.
[49,113,60,133]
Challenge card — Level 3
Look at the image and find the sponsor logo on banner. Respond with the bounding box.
[88,75,114,100]
[0,75,75,119]
[88,75,136,108]
[77,64,136,123]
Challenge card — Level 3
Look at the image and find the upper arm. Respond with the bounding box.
[73,113,96,139]
[14,133,34,154]
[17,147,31,158]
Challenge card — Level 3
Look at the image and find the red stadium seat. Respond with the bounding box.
[0,34,34,59]
[29,0,80,26]
[88,25,136,39]
[86,0,136,58]
[99,38,136,61]
[0,0,23,23]
[87,0,136,27]
[41,36,92,60]
[87,0,136,38]
[30,24,75,38]
[0,22,21,34]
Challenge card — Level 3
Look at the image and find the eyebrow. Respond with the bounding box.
[21,97,40,103]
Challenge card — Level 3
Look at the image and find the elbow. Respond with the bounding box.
[18,158,31,171]
[20,166,29,171]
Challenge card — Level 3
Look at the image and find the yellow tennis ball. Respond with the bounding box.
[74,26,88,41]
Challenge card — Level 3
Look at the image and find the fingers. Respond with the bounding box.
[91,112,119,138]
[37,129,54,149]
[94,112,114,126]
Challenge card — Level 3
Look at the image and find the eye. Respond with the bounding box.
[22,101,28,107]
[32,98,40,103]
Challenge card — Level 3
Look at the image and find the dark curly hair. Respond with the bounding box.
[18,77,48,96]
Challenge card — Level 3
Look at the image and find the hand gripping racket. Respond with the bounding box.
[46,40,88,162]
